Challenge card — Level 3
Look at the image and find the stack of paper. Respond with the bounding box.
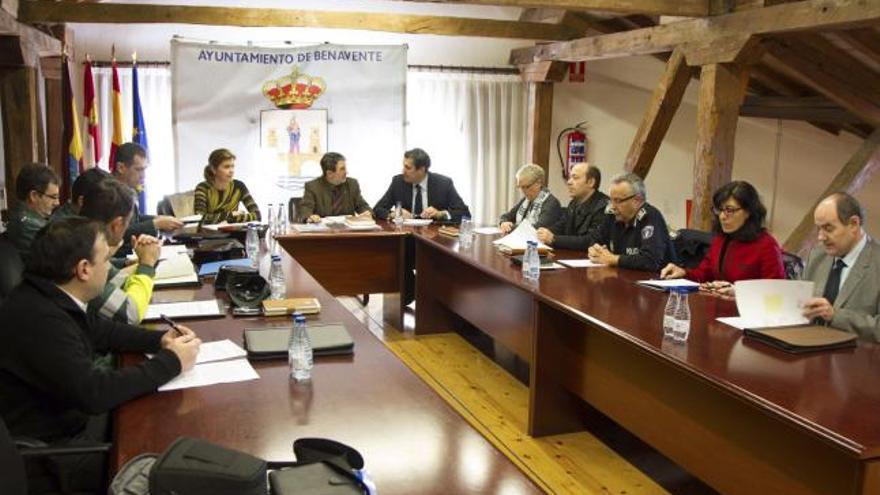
[179,214,203,224]
[154,251,199,287]
[558,259,605,268]
[291,223,331,233]
[320,216,347,226]
[636,279,701,291]
[402,218,433,226]
[344,215,380,231]
[158,359,259,392]
[492,222,552,255]
[717,280,814,330]
[144,299,225,321]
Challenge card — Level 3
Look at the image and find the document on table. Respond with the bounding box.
[179,214,203,224]
[636,279,701,291]
[474,226,503,235]
[402,218,433,226]
[492,221,551,253]
[291,223,331,233]
[146,339,247,365]
[158,359,259,392]
[717,280,814,330]
[558,259,605,268]
[127,244,188,264]
[144,299,224,321]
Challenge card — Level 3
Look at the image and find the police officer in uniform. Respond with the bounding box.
[5,163,60,258]
[588,172,676,272]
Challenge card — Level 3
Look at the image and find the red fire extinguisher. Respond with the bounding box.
[556,121,588,180]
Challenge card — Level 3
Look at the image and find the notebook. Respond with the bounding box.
[262,298,322,316]
[243,323,354,359]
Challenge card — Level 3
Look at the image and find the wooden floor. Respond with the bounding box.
[339,296,669,495]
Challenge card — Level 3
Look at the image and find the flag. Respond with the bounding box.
[108,57,124,171]
[132,58,149,214]
[61,53,84,201]
[83,59,102,168]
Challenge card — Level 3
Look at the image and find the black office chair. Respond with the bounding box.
[156,197,174,216]
[0,232,25,303]
[0,416,111,494]
[782,251,805,280]
[288,197,303,224]
[673,228,713,269]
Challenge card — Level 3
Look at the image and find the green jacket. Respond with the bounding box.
[50,201,78,222]
[5,204,48,259]
[298,177,371,221]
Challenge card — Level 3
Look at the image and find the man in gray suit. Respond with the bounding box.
[802,193,880,342]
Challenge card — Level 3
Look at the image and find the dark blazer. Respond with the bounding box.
[298,177,371,220]
[374,172,471,222]
[547,191,609,250]
[498,190,563,230]
[804,237,880,342]
[0,275,180,441]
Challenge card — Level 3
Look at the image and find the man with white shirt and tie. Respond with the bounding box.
[802,193,880,342]
[373,148,471,222]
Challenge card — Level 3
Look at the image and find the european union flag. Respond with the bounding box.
[132,62,149,214]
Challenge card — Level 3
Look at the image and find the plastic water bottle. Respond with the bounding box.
[289,313,313,382]
[268,254,285,300]
[459,216,473,249]
[276,202,287,234]
[245,223,260,267]
[662,289,679,339]
[267,203,275,231]
[392,201,404,226]
[522,241,540,281]
[672,290,691,343]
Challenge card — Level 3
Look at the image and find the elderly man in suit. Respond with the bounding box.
[802,192,880,342]
[373,148,470,222]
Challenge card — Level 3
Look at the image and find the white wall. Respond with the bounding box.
[549,56,877,245]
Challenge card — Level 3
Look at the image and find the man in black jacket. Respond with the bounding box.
[0,217,200,491]
[373,148,471,222]
[588,173,676,272]
[537,163,609,250]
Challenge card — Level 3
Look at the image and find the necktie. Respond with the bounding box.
[330,186,344,215]
[822,259,847,305]
[413,184,424,216]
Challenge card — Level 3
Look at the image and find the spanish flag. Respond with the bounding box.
[108,56,124,171]
[83,58,101,168]
[61,52,83,199]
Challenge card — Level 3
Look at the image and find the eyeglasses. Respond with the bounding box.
[37,191,60,201]
[517,180,538,190]
[712,206,743,216]
[609,194,636,205]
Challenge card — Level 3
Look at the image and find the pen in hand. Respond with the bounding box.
[160,314,184,337]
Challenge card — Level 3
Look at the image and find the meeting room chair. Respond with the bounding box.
[0,417,112,495]
[156,190,196,218]
[0,232,24,303]
[782,251,805,280]
[672,228,713,269]
[288,196,303,224]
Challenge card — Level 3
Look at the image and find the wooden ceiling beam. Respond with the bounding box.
[740,95,862,123]
[0,3,60,65]
[393,0,710,17]
[18,1,580,41]
[510,0,880,64]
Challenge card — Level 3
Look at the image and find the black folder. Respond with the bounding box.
[243,324,354,359]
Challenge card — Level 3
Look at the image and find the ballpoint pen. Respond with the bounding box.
[160,314,184,337]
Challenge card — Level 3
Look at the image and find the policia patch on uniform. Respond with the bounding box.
[641,225,654,239]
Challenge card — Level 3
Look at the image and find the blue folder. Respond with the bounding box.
[198,258,252,277]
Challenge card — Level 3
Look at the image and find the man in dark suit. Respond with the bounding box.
[0,217,200,491]
[373,148,471,222]
[802,193,880,342]
[537,163,608,250]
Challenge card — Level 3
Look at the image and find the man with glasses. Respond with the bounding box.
[537,162,608,250]
[587,172,676,272]
[5,163,60,257]
[499,163,561,233]
[802,193,879,342]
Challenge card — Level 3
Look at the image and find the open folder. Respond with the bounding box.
[492,221,552,255]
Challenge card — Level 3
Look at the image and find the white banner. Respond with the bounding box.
[171,40,406,211]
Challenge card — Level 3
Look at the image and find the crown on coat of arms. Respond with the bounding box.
[262,68,326,109]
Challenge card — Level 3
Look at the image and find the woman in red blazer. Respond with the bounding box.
[661,181,785,295]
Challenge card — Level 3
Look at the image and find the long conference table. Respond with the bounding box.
[274,222,880,495]
[115,246,540,494]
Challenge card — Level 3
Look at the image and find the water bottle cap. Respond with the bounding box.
[526,240,537,246]
[271,254,281,261]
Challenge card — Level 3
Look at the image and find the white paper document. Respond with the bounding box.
[195,339,248,364]
[492,221,551,253]
[320,216,347,226]
[155,253,197,280]
[158,359,259,392]
[637,279,701,290]
[292,223,331,233]
[402,218,433,226]
[474,226,503,235]
[716,280,815,330]
[144,299,224,321]
[558,259,605,268]
[179,214,203,224]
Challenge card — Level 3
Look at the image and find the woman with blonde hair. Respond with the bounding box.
[193,148,261,223]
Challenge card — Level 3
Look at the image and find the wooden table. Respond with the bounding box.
[115,251,540,494]
[412,229,880,495]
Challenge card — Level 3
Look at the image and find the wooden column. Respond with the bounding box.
[692,62,749,231]
[624,47,693,179]
[783,128,880,256]
[0,66,41,197]
[519,61,567,176]
[41,55,63,190]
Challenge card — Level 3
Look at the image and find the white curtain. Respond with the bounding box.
[92,66,174,214]
[406,71,527,226]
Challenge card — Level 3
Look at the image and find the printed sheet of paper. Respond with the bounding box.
[474,226,503,235]
[491,221,550,251]
[637,279,701,290]
[158,359,259,392]
[195,339,248,364]
[558,259,605,268]
[144,300,223,321]
[716,280,815,330]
